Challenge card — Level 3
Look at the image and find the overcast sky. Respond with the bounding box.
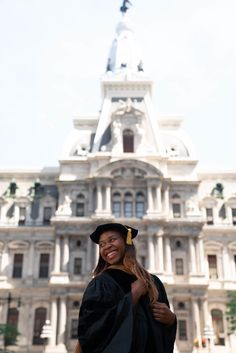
[0,0,235,170]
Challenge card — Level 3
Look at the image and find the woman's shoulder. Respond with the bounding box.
[86,272,120,293]
[150,274,166,291]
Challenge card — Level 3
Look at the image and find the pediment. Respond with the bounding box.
[95,159,163,178]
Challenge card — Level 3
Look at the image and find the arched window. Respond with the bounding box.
[211,309,225,345]
[172,193,181,218]
[123,129,134,152]
[76,194,85,217]
[112,192,121,217]
[124,192,133,217]
[136,192,145,218]
[33,307,47,345]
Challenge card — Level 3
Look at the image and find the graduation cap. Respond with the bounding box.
[90,223,138,245]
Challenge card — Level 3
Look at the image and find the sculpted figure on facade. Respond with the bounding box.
[56,195,72,216]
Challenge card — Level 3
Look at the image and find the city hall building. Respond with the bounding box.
[0,5,236,353]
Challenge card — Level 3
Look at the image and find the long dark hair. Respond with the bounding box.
[93,242,158,304]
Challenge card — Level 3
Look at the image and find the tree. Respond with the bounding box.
[0,323,20,349]
[226,291,236,334]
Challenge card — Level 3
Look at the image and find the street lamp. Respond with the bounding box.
[40,320,52,353]
[203,323,215,353]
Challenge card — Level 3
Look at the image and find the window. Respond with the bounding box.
[113,202,121,217]
[123,129,134,152]
[206,208,214,225]
[208,255,218,279]
[12,254,23,278]
[74,258,82,275]
[71,319,78,339]
[6,308,19,345]
[76,194,85,217]
[136,192,145,218]
[33,308,47,345]
[175,258,184,275]
[43,207,52,225]
[18,207,26,226]
[178,320,187,340]
[124,192,133,217]
[39,253,50,278]
[112,192,121,217]
[211,309,225,346]
[7,307,19,326]
[232,208,236,225]
[172,203,181,218]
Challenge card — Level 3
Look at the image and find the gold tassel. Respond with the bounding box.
[126,228,132,245]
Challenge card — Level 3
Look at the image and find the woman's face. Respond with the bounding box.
[99,230,126,265]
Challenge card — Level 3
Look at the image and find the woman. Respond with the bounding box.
[74,223,176,353]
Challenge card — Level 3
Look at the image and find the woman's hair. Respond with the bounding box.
[93,240,158,304]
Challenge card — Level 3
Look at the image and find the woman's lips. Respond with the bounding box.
[106,250,117,259]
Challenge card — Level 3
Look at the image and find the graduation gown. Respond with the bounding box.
[78,269,176,353]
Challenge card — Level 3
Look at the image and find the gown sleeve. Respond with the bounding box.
[78,273,134,353]
[152,275,177,353]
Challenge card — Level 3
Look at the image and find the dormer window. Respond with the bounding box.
[123,129,134,152]
[206,208,214,225]
[232,208,236,225]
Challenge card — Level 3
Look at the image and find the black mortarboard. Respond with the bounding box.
[90,223,138,245]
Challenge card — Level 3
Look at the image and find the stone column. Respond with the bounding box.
[202,296,211,326]
[156,232,164,273]
[48,298,58,347]
[27,242,34,277]
[197,236,205,273]
[1,243,9,276]
[165,238,172,273]
[0,242,4,274]
[156,184,162,212]
[222,245,230,280]
[97,184,102,212]
[148,234,156,272]
[57,296,67,347]
[105,183,111,212]
[189,238,197,273]
[192,298,201,344]
[53,237,61,273]
[86,236,92,272]
[62,237,69,273]
[226,205,232,224]
[164,186,170,215]
[147,185,154,213]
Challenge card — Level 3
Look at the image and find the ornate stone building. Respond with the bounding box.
[0,5,236,353]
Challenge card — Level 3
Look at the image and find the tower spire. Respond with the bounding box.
[120,0,132,15]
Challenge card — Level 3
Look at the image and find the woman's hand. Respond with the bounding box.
[131,279,148,305]
[151,302,176,325]
[73,341,82,353]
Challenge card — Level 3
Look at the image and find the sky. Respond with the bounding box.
[0,0,235,171]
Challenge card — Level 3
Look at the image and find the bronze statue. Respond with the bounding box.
[120,0,132,14]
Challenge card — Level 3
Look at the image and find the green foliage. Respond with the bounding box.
[0,324,20,347]
[226,291,236,334]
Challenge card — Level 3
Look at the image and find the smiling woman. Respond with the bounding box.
[73,223,177,353]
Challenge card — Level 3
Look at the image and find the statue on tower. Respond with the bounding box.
[120,0,132,14]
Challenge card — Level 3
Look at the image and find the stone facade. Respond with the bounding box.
[0,8,236,353]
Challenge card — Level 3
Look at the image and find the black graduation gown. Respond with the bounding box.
[78,269,176,353]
